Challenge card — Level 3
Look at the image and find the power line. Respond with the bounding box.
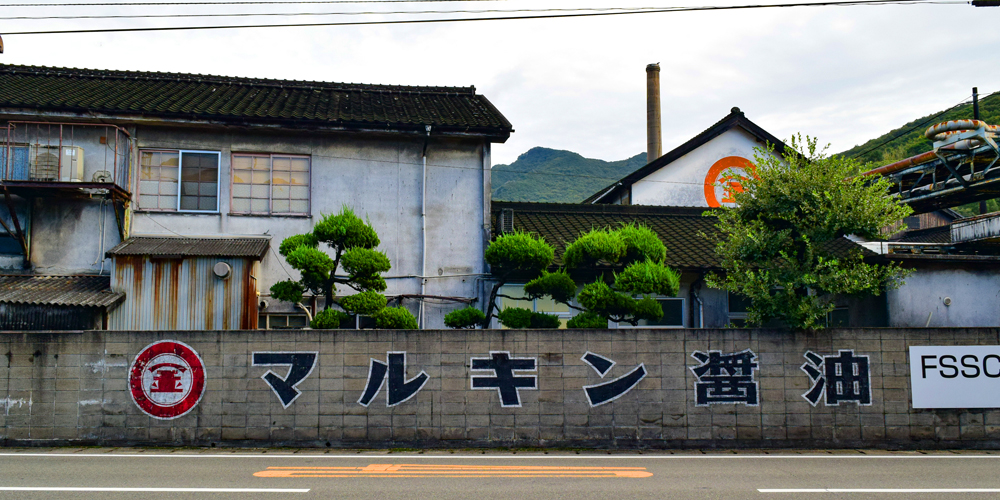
[2,0,497,6]
[0,0,964,36]
[0,6,678,21]
[849,90,997,159]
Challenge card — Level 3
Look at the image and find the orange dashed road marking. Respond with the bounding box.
[254,464,652,478]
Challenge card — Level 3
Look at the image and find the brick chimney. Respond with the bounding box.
[646,63,662,164]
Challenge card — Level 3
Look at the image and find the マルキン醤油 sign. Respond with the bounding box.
[910,346,1000,409]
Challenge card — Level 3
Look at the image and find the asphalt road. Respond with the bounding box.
[2,448,1000,500]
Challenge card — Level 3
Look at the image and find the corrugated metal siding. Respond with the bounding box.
[953,213,1000,243]
[109,255,258,330]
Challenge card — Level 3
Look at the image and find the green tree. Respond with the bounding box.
[529,223,680,326]
[706,135,913,330]
[482,231,555,328]
[269,206,416,329]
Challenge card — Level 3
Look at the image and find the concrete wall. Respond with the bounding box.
[128,126,490,328]
[4,328,1000,449]
[888,266,1000,327]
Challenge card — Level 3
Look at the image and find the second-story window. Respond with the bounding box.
[231,154,310,216]
[139,150,220,212]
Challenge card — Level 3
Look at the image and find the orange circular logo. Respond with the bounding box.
[703,156,755,208]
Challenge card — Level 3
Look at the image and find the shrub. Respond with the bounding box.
[524,270,577,303]
[566,311,608,329]
[311,308,350,329]
[561,228,625,268]
[339,290,388,316]
[485,231,554,275]
[618,223,666,264]
[269,280,305,304]
[373,306,418,329]
[444,307,485,329]
[497,307,561,329]
[615,259,680,296]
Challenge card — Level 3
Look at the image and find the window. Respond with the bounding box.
[827,307,850,327]
[728,292,750,327]
[139,150,220,212]
[617,298,685,328]
[497,284,574,328]
[232,154,310,215]
[258,313,309,329]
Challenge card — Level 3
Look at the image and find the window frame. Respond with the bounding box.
[138,149,222,213]
[230,152,312,217]
[613,297,686,329]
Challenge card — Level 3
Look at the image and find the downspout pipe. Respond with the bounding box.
[420,125,431,328]
[689,272,705,328]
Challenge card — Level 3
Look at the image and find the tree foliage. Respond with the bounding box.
[706,135,913,330]
[444,306,486,329]
[497,307,561,329]
[270,206,398,327]
[373,306,419,329]
[480,231,555,328]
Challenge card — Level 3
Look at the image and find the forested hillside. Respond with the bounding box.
[491,147,645,203]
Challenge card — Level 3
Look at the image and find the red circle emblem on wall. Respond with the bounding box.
[129,340,206,420]
[703,156,756,208]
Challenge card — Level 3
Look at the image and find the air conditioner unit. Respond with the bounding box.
[29,145,84,182]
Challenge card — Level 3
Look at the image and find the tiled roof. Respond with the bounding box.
[890,225,952,244]
[492,202,875,271]
[0,64,512,140]
[107,236,270,259]
[492,202,721,269]
[0,275,124,308]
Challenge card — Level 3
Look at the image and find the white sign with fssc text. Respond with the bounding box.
[910,346,1000,409]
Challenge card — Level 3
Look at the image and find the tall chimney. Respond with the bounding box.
[646,63,662,164]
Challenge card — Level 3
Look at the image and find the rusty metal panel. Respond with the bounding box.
[109,255,258,330]
[952,213,1000,243]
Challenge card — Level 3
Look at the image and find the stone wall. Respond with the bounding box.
[2,328,999,448]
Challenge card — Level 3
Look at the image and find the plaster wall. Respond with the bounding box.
[128,126,490,328]
[3,328,1000,449]
[887,266,1000,327]
[631,127,775,208]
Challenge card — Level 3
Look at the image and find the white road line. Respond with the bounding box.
[760,489,1000,493]
[0,453,998,459]
[0,487,310,493]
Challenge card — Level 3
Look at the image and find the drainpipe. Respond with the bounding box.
[420,125,431,329]
[689,272,705,328]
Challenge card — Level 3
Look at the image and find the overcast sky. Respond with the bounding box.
[1,0,997,165]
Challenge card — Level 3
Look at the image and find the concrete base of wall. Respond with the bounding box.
[2,328,999,449]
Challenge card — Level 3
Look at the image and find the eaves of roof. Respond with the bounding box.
[582,108,787,204]
[0,275,124,308]
[106,236,271,259]
[0,64,513,142]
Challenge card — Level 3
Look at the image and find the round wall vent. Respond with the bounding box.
[213,262,232,279]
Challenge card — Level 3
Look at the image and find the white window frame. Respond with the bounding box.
[613,297,686,329]
[230,153,311,216]
[138,149,221,213]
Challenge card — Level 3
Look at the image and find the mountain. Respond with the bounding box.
[840,91,1000,164]
[491,147,646,203]
[839,90,1000,216]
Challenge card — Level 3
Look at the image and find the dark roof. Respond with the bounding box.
[493,202,721,269]
[0,275,124,308]
[492,201,876,272]
[0,64,512,141]
[583,107,787,204]
[891,225,952,244]
[107,236,270,259]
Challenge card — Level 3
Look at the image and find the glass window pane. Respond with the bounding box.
[643,299,683,326]
[181,182,199,196]
[199,182,217,196]
[728,292,751,313]
[250,185,269,199]
[289,186,308,200]
[535,296,569,314]
[160,166,178,182]
[180,196,198,210]
[272,157,290,171]
[232,197,251,212]
[232,156,252,170]
[251,171,270,184]
[287,315,307,327]
[232,184,251,198]
[251,199,269,213]
[252,157,270,171]
[232,169,251,185]
[289,171,308,186]
[499,284,532,310]
[289,158,309,171]
[289,200,309,213]
[199,196,217,211]
[139,180,158,195]
[158,181,178,195]
[272,199,290,213]
[272,184,289,199]
[272,171,290,185]
[159,195,177,210]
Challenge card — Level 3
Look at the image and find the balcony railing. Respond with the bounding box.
[1,121,132,199]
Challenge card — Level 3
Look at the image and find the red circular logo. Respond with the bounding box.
[703,156,756,208]
[129,340,206,420]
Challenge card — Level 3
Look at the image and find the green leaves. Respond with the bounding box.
[524,270,576,303]
[565,311,608,329]
[269,280,305,304]
[615,259,680,296]
[444,306,486,329]
[496,307,561,329]
[279,233,318,257]
[339,291,388,316]
[341,247,391,291]
[373,306,418,329]
[311,308,350,329]
[562,228,625,268]
[313,206,380,250]
[709,134,913,330]
[618,223,666,264]
[485,231,554,275]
